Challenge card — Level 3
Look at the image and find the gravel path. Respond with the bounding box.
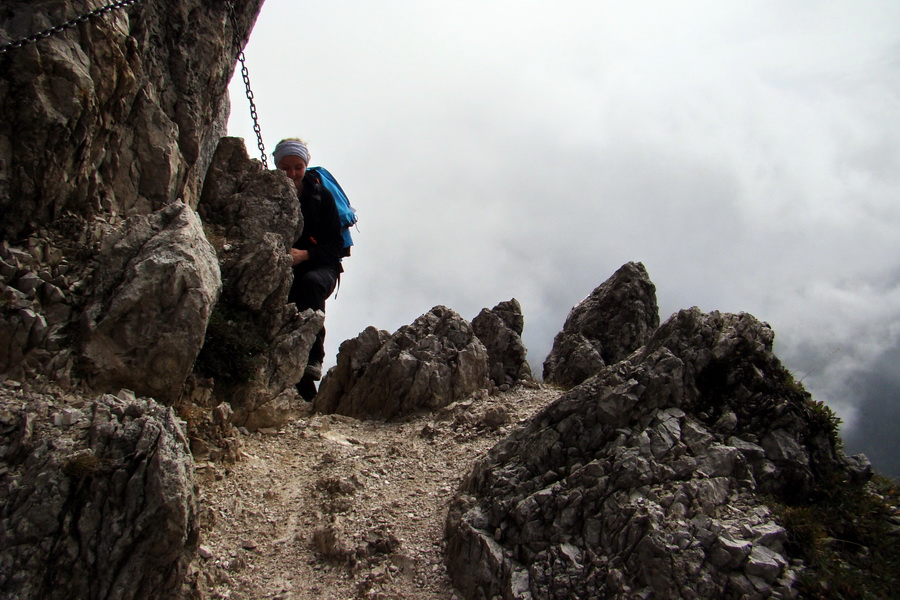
[187,384,560,600]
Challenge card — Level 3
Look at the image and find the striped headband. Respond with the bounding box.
[273,139,310,166]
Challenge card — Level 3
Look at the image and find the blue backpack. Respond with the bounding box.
[308,166,357,258]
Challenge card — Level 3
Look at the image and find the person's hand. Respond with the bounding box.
[290,248,309,266]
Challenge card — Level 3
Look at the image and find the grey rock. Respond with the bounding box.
[446,306,857,599]
[710,535,752,568]
[192,138,323,428]
[761,429,809,466]
[0,386,198,600]
[543,261,659,388]
[1,234,86,382]
[841,451,873,483]
[199,137,301,248]
[314,306,490,420]
[752,522,788,553]
[471,298,533,386]
[80,201,221,404]
[0,0,265,241]
[481,405,512,430]
[744,545,786,583]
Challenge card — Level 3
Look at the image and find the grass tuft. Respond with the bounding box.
[776,474,900,599]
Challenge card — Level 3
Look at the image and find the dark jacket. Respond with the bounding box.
[293,170,344,275]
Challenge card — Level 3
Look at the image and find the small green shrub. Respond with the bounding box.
[62,450,109,480]
[808,397,844,448]
[776,474,900,599]
[194,294,267,387]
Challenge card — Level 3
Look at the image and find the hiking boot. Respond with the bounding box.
[304,361,323,381]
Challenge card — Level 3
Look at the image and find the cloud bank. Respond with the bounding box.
[228,0,900,477]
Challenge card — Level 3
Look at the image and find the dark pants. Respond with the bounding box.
[289,266,338,399]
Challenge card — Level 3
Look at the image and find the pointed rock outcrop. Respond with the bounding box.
[314,306,491,420]
[446,307,866,599]
[472,298,533,388]
[543,261,659,388]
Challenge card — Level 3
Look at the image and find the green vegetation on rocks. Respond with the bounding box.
[776,474,900,599]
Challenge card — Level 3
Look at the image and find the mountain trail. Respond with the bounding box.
[188,383,560,600]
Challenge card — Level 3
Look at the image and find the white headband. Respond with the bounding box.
[273,140,310,166]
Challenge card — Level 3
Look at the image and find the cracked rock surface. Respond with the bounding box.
[446,308,866,600]
[0,381,198,600]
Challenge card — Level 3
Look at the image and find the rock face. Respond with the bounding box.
[0,0,264,241]
[472,298,533,388]
[0,224,96,385]
[446,307,864,600]
[195,137,323,429]
[0,4,309,429]
[80,200,221,404]
[0,383,198,600]
[0,1,323,597]
[314,306,491,420]
[543,262,659,388]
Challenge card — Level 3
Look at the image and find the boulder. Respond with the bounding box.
[471,298,532,387]
[543,261,659,388]
[0,384,198,600]
[314,306,491,420]
[80,201,221,404]
[446,307,861,599]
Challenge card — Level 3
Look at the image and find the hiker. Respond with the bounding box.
[274,138,343,400]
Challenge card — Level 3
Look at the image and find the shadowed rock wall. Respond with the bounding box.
[0,0,264,241]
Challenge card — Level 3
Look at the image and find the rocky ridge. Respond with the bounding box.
[1,2,897,599]
[446,306,868,599]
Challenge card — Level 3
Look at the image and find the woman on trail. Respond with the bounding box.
[273,138,343,400]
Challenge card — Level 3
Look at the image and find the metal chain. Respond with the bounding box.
[227,2,268,169]
[0,0,142,55]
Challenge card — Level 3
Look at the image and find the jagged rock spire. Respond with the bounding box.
[543,261,659,388]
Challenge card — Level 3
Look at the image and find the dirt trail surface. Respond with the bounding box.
[188,384,560,600]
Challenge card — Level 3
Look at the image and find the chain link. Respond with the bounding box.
[0,0,142,55]
[227,2,268,169]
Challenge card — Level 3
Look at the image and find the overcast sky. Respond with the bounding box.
[227,0,900,478]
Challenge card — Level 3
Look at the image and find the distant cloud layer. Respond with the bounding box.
[229,0,900,478]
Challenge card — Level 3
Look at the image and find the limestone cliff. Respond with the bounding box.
[0,2,321,429]
[0,3,270,599]
[1,0,264,241]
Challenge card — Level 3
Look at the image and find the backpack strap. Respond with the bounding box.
[308,166,357,255]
